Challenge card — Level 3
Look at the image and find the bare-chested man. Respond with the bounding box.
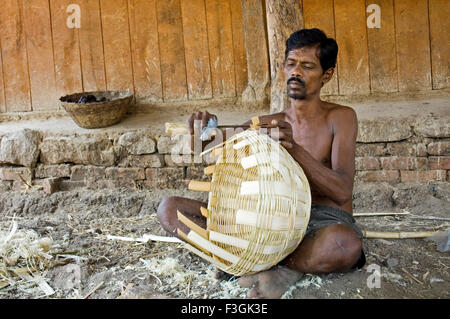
[157,28,366,299]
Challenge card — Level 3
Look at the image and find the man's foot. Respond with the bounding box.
[214,269,236,281]
[238,266,303,298]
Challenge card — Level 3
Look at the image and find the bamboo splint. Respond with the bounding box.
[180,118,312,276]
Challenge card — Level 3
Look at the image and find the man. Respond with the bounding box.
[157,28,365,298]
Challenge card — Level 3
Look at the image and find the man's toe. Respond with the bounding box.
[238,274,258,288]
[247,288,263,299]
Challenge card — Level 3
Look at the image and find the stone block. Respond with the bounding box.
[35,164,71,178]
[118,131,156,155]
[40,136,115,166]
[357,118,412,143]
[0,129,40,168]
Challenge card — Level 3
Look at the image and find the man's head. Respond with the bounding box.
[284,28,338,100]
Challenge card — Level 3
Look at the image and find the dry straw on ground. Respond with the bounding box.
[0,219,57,296]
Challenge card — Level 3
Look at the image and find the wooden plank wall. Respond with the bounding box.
[301,0,449,96]
[0,0,448,113]
[0,0,248,112]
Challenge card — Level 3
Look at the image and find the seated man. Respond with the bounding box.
[157,28,365,299]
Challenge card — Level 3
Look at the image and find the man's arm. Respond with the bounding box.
[272,108,357,206]
[293,108,357,205]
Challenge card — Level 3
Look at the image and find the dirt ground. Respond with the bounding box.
[0,182,449,299]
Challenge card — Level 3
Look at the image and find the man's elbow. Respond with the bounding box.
[335,189,353,206]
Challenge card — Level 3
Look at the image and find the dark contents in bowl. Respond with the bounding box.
[70,94,108,104]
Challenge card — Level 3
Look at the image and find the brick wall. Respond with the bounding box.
[0,120,449,194]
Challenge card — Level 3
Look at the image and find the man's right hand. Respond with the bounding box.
[187,111,217,135]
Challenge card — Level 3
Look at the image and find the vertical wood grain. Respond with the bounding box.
[50,0,83,107]
[23,0,58,110]
[100,0,134,92]
[302,0,339,95]
[205,0,236,98]
[156,0,188,101]
[394,0,432,91]
[230,0,248,95]
[0,0,32,112]
[0,39,6,113]
[128,0,162,102]
[79,0,107,92]
[334,0,370,95]
[366,0,398,93]
[180,0,212,100]
[429,0,449,89]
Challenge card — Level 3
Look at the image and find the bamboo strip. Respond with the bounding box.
[177,210,209,239]
[204,165,216,175]
[200,207,209,218]
[186,230,239,264]
[188,180,211,192]
[362,230,438,239]
[235,210,306,231]
[177,229,212,257]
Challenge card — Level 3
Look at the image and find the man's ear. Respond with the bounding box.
[321,68,335,87]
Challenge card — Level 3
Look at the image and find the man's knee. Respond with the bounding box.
[309,225,362,273]
[156,196,179,232]
[332,229,362,271]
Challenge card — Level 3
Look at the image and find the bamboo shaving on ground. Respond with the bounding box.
[123,256,248,299]
[0,219,57,296]
[281,274,325,299]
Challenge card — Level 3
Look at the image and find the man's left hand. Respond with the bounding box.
[264,119,298,151]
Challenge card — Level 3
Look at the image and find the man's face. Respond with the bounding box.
[283,45,326,100]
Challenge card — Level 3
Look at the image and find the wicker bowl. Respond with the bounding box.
[60,91,134,129]
[183,128,312,276]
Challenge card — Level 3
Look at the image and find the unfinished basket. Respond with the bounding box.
[60,91,133,129]
[180,119,311,276]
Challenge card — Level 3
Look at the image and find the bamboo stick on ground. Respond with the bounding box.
[362,230,438,239]
[354,212,410,217]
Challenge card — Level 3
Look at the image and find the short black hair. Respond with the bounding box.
[285,28,338,73]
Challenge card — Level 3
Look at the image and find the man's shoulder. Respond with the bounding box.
[324,102,357,123]
[256,112,287,123]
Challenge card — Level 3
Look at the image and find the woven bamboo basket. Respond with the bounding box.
[60,91,133,129]
[180,118,311,276]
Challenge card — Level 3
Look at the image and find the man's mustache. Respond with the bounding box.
[287,77,305,87]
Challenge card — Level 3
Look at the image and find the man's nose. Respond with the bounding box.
[290,65,303,78]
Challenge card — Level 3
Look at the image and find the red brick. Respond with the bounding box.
[126,155,165,168]
[93,179,137,190]
[428,157,450,170]
[380,157,428,170]
[386,142,427,157]
[186,166,212,181]
[164,155,203,167]
[145,167,185,189]
[0,181,12,191]
[427,141,450,156]
[105,167,145,180]
[35,164,71,178]
[355,143,386,157]
[0,167,33,181]
[42,178,61,194]
[355,157,380,170]
[59,180,85,191]
[400,170,447,183]
[355,170,399,182]
[71,166,105,181]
